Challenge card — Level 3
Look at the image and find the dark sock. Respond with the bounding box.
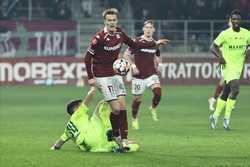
[119,110,128,139]
[132,100,141,119]
[110,112,120,137]
[152,87,161,108]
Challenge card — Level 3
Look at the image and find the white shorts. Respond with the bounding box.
[132,74,160,95]
[95,75,126,101]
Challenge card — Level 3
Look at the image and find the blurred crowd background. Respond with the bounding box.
[0,0,250,21]
[0,0,250,55]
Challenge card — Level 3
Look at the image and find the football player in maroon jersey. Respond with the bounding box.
[124,20,169,129]
[84,8,168,149]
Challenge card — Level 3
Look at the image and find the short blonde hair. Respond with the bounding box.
[102,8,119,19]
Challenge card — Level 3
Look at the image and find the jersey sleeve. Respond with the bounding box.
[61,131,71,142]
[84,34,101,79]
[121,30,156,49]
[125,47,134,57]
[87,34,101,56]
[214,31,226,47]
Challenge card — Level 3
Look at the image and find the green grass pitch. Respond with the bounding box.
[0,85,250,167]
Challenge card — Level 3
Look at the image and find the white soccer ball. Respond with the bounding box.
[113,58,130,76]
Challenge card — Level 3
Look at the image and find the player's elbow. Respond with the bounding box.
[246,45,250,58]
[84,53,91,63]
[209,43,216,52]
[210,43,220,57]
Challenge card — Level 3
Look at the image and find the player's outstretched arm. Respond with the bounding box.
[155,39,170,46]
[92,100,106,118]
[123,48,139,75]
[82,86,96,107]
[50,138,65,150]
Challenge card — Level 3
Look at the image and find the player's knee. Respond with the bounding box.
[133,96,141,102]
[230,84,239,98]
[118,97,126,110]
[153,87,161,104]
[132,99,141,110]
[111,110,120,115]
[220,84,230,100]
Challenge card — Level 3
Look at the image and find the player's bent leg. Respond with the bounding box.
[214,79,225,98]
[223,80,239,130]
[109,100,121,141]
[208,79,224,111]
[118,95,128,142]
[210,82,231,129]
[131,95,141,130]
[228,80,240,100]
[132,95,141,119]
[150,84,161,121]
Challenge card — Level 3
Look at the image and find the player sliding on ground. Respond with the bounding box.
[51,87,139,153]
[209,9,250,130]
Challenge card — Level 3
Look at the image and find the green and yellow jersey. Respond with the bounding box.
[60,102,139,152]
[61,103,116,152]
[214,27,250,82]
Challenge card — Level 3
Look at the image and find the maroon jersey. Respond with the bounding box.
[127,36,160,79]
[84,27,156,79]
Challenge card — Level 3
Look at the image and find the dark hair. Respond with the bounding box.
[66,99,82,115]
[102,8,119,19]
[230,9,241,18]
[143,20,155,27]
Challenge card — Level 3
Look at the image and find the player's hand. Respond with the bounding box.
[50,146,56,150]
[156,39,170,46]
[50,145,59,150]
[131,64,139,75]
[88,79,96,86]
[219,57,226,65]
[156,63,163,74]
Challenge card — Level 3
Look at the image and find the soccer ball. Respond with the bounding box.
[113,58,130,76]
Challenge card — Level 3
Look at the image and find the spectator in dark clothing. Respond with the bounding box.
[50,0,72,20]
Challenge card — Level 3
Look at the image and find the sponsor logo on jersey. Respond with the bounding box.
[104,43,121,51]
[228,44,246,50]
[140,48,156,53]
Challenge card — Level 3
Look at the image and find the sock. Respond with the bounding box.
[119,110,128,139]
[213,98,226,120]
[224,99,236,120]
[152,87,161,108]
[110,112,120,137]
[132,100,141,119]
[213,83,224,99]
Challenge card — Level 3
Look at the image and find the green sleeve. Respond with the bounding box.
[61,132,71,142]
[214,31,225,46]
